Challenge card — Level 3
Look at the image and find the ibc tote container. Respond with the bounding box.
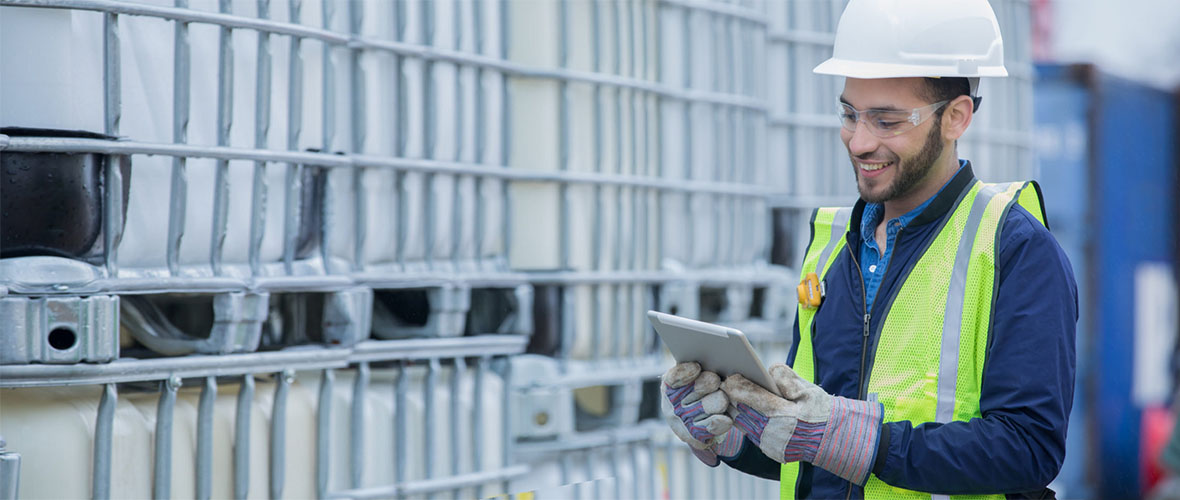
[0,0,1038,498]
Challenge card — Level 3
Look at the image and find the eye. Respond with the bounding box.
[872,119,903,130]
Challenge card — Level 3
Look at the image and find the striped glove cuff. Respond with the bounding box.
[810,397,883,485]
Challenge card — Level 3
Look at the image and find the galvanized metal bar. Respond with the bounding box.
[394,361,408,497]
[584,449,598,500]
[211,0,234,276]
[349,0,367,272]
[558,0,571,271]
[319,0,336,276]
[270,370,293,500]
[0,137,780,196]
[0,437,20,500]
[449,356,466,497]
[647,439,657,500]
[499,0,511,270]
[326,464,530,499]
[92,383,116,500]
[153,376,181,499]
[102,10,122,276]
[235,374,255,499]
[561,453,577,500]
[423,0,437,269]
[611,442,622,500]
[472,356,488,499]
[659,0,767,25]
[423,357,440,500]
[282,0,304,274]
[103,153,125,278]
[4,0,768,111]
[167,0,191,276]
[472,0,487,270]
[451,0,465,269]
[350,362,370,489]
[102,11,120,136]
[0,346,349,388]
[498,354,512,495]
[248,0,272,277]
[392,0,407,270]
[196,376,216,500]
[317,369,335,500]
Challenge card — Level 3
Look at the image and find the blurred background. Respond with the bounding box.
[0,0,1176,499]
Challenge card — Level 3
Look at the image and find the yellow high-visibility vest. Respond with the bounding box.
[781,181,1046,500]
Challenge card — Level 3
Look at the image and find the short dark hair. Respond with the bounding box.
[920,77,974,116]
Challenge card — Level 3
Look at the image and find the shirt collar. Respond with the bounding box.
[860,160,967,243]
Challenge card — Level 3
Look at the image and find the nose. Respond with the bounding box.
[845,120,880,157]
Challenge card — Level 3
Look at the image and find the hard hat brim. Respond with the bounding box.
[812,57,1009,79]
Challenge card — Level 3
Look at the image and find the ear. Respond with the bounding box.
[941,95,974,141]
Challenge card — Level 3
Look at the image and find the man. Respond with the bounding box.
[661,0,1077,498]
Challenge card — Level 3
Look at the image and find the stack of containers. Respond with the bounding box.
[0,0,1034,498]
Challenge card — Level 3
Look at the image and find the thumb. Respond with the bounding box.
[769,364,809,400]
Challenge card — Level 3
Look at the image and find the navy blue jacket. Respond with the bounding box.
[723,164,1078,498]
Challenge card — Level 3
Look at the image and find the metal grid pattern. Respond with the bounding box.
[0,0,1034,498]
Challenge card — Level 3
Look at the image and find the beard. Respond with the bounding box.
[853,117,945,204]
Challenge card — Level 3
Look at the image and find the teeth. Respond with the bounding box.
[859,161,891,172]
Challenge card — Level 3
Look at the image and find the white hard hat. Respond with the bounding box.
[813,0,1008,80]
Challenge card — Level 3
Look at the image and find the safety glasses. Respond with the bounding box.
[837,100,949,137]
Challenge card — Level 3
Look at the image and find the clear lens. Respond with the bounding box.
[837,101,948,138]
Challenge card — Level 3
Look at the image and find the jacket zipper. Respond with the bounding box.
[842,226,901,499]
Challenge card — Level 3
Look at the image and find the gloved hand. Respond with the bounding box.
[662,362,742,467]
[722,363,883,485]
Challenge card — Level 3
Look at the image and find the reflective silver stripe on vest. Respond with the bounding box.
[814,207,853,277]
[934,182,1013,426]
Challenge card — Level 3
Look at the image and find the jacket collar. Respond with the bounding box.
[847,161,978,244]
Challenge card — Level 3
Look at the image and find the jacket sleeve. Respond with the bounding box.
[719,312,804,480]
[871,205,1078,493]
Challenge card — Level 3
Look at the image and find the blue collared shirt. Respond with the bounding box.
[859,161,965,310]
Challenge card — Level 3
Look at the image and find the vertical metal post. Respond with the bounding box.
[235,374,255,499]
[423,358,440,500]
[590,0,603,364]
[271,370,293,500]
[681,7,694,269]
[92,383,116,500]
[452,0,466,269]
[558,0,571,272]
[167,0,191,276]
[349,0,367,272]
[472,356,489,499]
[317,369,335,500]
[196,377,216,500]
[320,0,337,275]
[499,0,511,269]
[499,356,512,495]
[449,356,466,497]
[211,0,234,276]
[249,0,273,276]
[283,0,304,274]
[102,11,122,276]
[0,437,20,500]
[583,449,597,500]
[422,0,438,268]
[394,361,408,498]
[153,376,181,500]
[350,362,369,489]
[394,0,407,269]
[472,0,488,269]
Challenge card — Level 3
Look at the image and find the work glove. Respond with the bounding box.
[662,362,743,467]
[722,363,883,485]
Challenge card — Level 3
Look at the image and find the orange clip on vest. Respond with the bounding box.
[797,272,823,309]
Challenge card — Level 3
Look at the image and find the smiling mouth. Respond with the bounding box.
[858,161,893,172]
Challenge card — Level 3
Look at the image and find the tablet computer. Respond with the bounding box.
[647,310,782,397]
